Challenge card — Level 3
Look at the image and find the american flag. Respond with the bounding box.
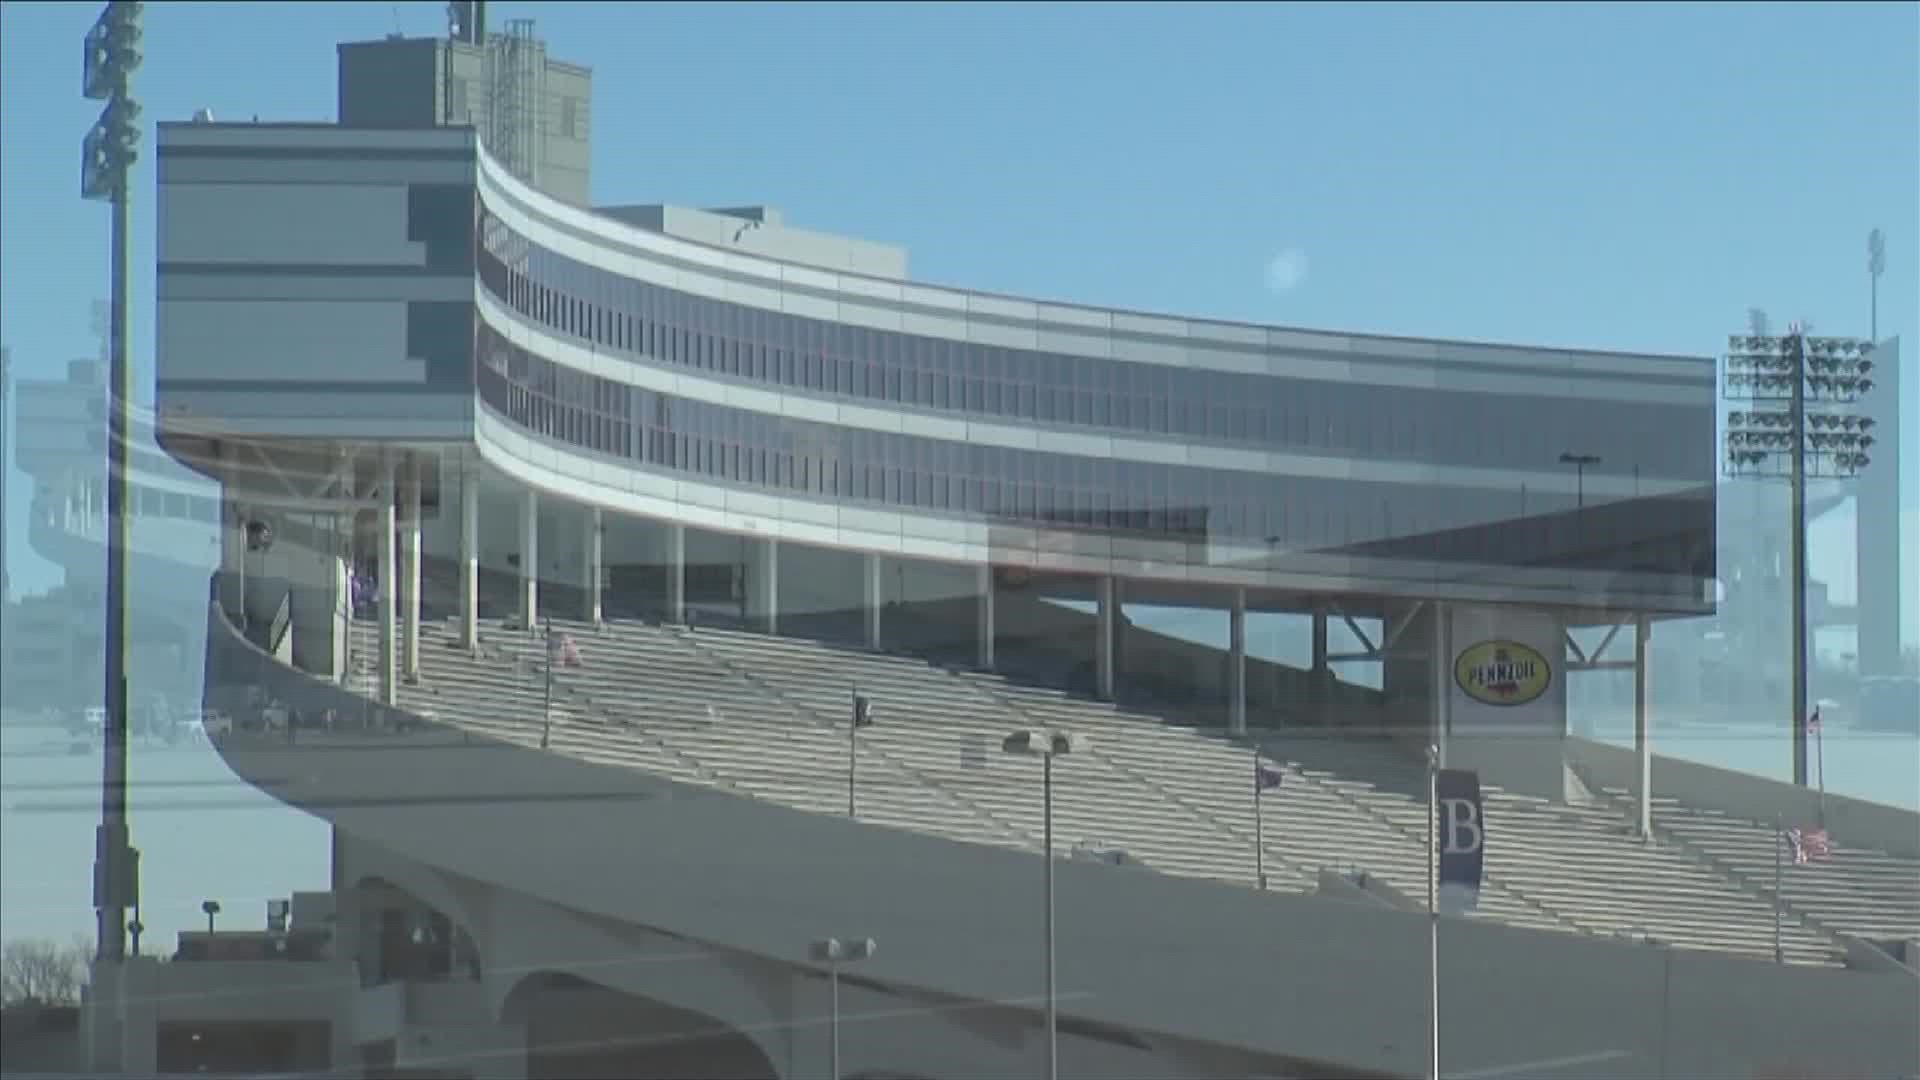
[1785,826,1833,865]
[1806,707,1821,735]
[555,632,582,668]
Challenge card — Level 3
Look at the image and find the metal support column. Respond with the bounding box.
[1096,575,1117,701]
[519,489,539,630]
[761,538,780,635]
[1229,588,1247,734]
[401,455,421,682]
[377,455,398,706]
[864,552,883,651]
[1635,614,1653,839]
[583,507,603,625]
[459,468,479,650]
[1312,599,1331,725]
[977,563,995,670]
[665,523,685,623]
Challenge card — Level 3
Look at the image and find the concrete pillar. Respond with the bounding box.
[864,551,884,650]
[1311,599,1331,726]
[759,538,780,635]
[977,563,995,670]
[402,455,422,682]
[584,506,603,625]
[379,455,398,707]
[665,523,686,622]
[519,489,539,630]
[1634,615,1653,839]
[217,495,245,626]
[1230,588,1247,734]
[1096,575,1117,701]
[290,540,347,682]
[459,468,479,650]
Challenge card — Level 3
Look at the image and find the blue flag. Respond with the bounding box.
[1434,768,1485,915]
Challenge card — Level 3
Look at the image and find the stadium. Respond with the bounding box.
[62,9,1918,1080]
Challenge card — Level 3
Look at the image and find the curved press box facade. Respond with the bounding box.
[155,124,1716,752]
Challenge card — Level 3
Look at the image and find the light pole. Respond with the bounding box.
[1723,327,1879,786]
[1002,727,1081,1080]
[201,900,220,935]
[810,936,876,1080]
[82,0,143,970]
[1558,452,1600,509]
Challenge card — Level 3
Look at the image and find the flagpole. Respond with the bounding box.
[1773,815,1783,964]
[847,684,858,819]
[1253,743,1266,891]
[1814,712,1826,829]
[1426,743,1440,1080]
[540,616,553,750]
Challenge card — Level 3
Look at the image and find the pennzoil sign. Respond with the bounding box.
[1454,640,1552,707]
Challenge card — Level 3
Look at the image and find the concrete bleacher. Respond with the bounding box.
[1603,788,1920,950]
[339,605,1920,968]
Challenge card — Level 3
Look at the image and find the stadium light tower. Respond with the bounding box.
[1722,324,1880,787]
[1868,228,1885,341]
[82,0,143,968]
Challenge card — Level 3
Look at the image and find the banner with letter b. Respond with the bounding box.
[1434,768,1485,915]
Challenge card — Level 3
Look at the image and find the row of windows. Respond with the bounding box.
[476,321,1707,575]
[39,484,218,524]
[475,205,1705,477]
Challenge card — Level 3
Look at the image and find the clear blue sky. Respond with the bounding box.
[2,0,1917,632]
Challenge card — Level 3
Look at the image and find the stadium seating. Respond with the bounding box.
[335,607,1920,968]
[1597,787,1920,948]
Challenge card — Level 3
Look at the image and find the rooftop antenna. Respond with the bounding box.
[1868,228,1885,341]
[388,4,403,38]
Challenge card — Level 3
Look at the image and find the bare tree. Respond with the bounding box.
[0,936,91,1007]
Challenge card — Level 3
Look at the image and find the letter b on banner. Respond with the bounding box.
[1435,768,1485,915]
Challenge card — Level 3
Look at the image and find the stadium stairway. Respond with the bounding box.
[341,608,1886,967]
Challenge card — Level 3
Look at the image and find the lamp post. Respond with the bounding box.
[810,936,876,1080]
[1002,727,1081,1080]
[82,0,143,971]
[1558,452,1601,509]
[201,900,220,935]
[1723,326,1879,786]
